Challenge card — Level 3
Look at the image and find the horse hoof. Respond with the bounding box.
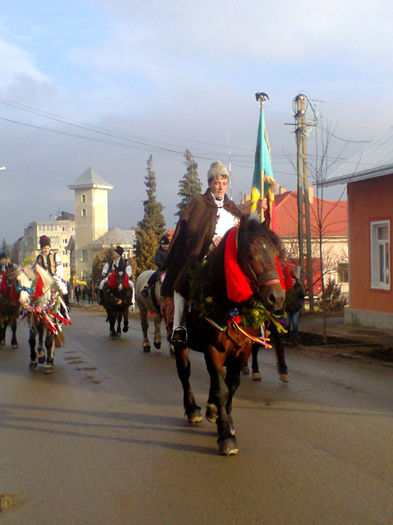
[29,361,38,370]
[252,372,261,381]
[205,403,218,423]
[143,345,151,353]
[38,355,46,364]
[0,340,5,346]
[122,323,129,333]
[12,344,18,349]
[242,366,250,375]
[169,344,175,355]
[279,374,289,383]
[153,341,161,349]
[186,408,202,424]
[43,364,54,374]
[218,438,239,456]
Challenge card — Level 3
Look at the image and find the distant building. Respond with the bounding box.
[68,166,113,280]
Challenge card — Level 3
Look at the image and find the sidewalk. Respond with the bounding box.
[297,312,393,364]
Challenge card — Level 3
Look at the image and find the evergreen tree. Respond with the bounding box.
[135,155,166,275]
[176,150,202,216]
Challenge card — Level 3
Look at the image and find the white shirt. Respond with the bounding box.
[212,195,239,240]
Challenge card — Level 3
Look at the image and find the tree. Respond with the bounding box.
[176,150,202,216]
[135,155,166,275]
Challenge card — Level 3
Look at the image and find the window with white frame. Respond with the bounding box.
[370,220,390,289]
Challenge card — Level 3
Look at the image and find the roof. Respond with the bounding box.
[68,166,114,190]
[274,190,348,238]
[323,127,393,186]
[92,227,136,247]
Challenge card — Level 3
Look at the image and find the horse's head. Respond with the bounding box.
[237,216,286,311]
[16,264,58,308]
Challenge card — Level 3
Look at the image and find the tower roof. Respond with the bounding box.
[68,166,113,190]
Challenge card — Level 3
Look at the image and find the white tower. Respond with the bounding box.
[68,167,113,279]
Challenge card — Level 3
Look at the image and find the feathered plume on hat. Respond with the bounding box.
[39,235,51,248]
[115,245,124,256]
[207,160,230,182]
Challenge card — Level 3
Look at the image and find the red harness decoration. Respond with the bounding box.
[224,227,253,303]
[32,270,44,298]
[107,270,130,289]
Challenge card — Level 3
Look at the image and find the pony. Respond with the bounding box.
[0,267,21,349]
[162,216,286,455]
[16,264,70,373]
[102,268,133,338]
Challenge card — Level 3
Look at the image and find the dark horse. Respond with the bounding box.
[0,267,21,349]
[102,269,133,338]
[163,216,286,455]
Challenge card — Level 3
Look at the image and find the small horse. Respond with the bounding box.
[16,264,70,373]
[162,216,286,455]
[102,269,133,338]
[135,270,165,352]
[0,267,21,349]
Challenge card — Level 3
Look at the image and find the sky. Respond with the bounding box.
[1,0,393,244]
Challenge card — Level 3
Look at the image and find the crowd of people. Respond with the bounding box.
[1,159,305,343]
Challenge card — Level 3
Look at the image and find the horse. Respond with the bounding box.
[135,270,165,352]
[162,216,286,455]
[16,264,70,373]
[0,267,21,349]
[102,269,133,339]
[242,323,289,382]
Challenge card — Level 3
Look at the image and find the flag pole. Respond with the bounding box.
[255,92,269,223]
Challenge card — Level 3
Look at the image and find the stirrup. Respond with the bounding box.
[171,326,188,345]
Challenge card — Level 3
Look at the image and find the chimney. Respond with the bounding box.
[278,186,287,195]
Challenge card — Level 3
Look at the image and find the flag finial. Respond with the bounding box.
[255,92,269,104]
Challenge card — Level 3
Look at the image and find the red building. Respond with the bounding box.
[324,128,393,329]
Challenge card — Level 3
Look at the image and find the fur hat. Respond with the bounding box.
[207,160,229,182]
[39,235,51,248]
[115,245,124,256]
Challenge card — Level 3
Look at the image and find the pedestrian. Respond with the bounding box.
[285,271,305,344]
[161,160,243,345]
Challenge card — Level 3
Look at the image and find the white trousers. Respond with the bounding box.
[173,291,186,333]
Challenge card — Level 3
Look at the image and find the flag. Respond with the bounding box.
[250,105,276,229]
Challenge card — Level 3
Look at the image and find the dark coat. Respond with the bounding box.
[285,278,305,313]
[161,189,243,297]
[154,247,168,271]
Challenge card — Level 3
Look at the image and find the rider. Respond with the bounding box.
[161,160,243,345]
[36,236,69,310]
[99,246,133,303]
[154,230,174,271]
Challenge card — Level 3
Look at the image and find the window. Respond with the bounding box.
[370,220,390,289]
[337,263,349,283]
[81,250,88,262]
[81,194,86,203]
[81,209,87,217]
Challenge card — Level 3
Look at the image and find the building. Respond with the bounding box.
[68,167,113,280]
[323,127,393,329]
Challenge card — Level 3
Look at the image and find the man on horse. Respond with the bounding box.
[36,235,69,309]
[0,252,12,274]
[161,160,243,345]
[99,246,133,302]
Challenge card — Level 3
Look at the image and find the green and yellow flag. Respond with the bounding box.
[250,105,276,227]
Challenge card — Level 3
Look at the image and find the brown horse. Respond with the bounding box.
[0,267,21,349]
[102,269,133,338]
[163,216,286,455]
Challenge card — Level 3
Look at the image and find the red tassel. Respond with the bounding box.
[276,257,286,292]
[224,227,253,303]
[32,271,44,298]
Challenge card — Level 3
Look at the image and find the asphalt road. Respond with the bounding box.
[1,307,392,524]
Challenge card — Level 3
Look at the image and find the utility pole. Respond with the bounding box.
[294,94,314,311]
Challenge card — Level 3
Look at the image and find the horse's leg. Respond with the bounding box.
[153,314,162,349]
[122,306,129,333]
[0,320,6,345]
[37,325,45,363]
[28,326,38,369]
[43,330,55,373]
[139,305,151,352]
[108,311,116,339]
[270,323,289,383]
[205,352,238,455]
[174,346,202,423]
[251,343,261,381]
[10,317,18,349]
[116,310,122,335]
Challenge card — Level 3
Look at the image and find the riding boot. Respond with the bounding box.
[99,289,104,305]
